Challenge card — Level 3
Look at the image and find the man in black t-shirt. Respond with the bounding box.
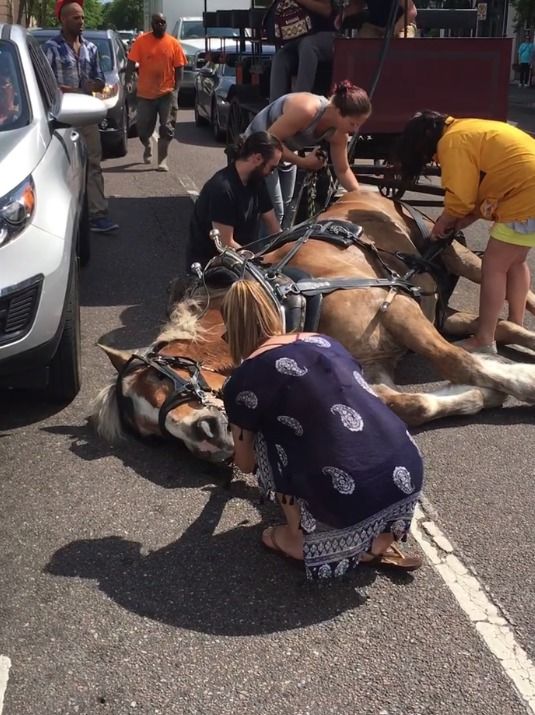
[188,132,283,268]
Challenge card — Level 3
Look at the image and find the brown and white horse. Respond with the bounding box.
[91,191,535,461]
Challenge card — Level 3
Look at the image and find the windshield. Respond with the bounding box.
[180,21,240,40]
[0,42,29,131]
[89,38,114,73]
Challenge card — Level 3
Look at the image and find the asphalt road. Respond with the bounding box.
[1,107,534,715]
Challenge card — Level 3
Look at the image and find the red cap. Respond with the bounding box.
[55,0,84,20]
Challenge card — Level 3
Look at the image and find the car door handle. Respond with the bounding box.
[70,130,80,142]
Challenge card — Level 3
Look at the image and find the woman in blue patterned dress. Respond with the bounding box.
[222,280,424,580]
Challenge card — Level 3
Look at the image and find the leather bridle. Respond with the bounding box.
[115,346,223,438]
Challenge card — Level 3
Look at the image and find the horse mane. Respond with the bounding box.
[157,288,228,344]
[89,382,124,443]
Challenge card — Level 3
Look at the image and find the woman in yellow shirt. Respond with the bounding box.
[397,110,535,353]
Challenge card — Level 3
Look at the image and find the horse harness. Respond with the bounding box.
[115,347,222,439]
[204,212,457,332]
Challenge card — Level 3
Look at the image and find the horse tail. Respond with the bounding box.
[88,382,124,443]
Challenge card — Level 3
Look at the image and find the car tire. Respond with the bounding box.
[46,258,82,403]
[108,106,129,157]
[78,191,91,268]
[194,92,208,127]
[211,99,225,142]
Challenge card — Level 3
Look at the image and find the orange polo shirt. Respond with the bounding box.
[128,32,186,100]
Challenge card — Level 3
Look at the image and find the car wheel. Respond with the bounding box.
[194,92,208,127]
[211,99,225,143]
[46,258,82,403]
[78,190,91,268]
[109,106,128,157]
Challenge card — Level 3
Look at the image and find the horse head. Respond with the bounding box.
[91,294,234,463]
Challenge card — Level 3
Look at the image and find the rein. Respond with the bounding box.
[115,346,222,438]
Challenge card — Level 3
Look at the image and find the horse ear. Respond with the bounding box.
[97,343,132,372]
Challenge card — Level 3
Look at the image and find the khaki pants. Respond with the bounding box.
[136,93,177,144]
[78,124,108,219]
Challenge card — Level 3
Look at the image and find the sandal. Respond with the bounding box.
[261,526,303,563]
[454,338,497,355]
[362,543,422,572]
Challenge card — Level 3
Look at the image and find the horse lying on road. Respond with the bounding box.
[91,191,535,462]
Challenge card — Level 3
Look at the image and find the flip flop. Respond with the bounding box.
[362,543,423,572]
[261,526,303,564]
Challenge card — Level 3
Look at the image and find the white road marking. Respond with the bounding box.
[177,175,200,194]
[412,503,535,713]
[0,656,11,715]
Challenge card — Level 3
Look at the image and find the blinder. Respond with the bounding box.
[115,348,221,439]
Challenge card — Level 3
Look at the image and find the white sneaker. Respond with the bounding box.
[157,158,169,172]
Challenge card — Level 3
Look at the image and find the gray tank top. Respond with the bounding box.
[245,94,334,151]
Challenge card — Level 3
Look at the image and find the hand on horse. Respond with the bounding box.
[431,212,458,241]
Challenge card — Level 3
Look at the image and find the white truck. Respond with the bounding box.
[142,0,252,36]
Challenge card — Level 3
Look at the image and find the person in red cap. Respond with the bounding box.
[44,1,119,233]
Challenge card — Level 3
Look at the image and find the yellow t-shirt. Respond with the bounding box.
[128,32,186,100]
[437,117,535,222]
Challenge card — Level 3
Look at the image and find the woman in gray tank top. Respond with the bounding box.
[243,81,372,228]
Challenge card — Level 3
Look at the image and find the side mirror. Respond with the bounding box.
[50,93,106,127]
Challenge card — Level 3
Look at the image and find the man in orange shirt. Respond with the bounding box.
[127,13,186,171]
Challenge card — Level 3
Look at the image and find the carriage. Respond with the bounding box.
[196,7,512,221]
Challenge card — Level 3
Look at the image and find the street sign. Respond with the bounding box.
[477,2,487,20]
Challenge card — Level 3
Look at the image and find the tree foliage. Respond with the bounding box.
[511,0,535,30]
[17,0,102,28]
[102,0,143,30]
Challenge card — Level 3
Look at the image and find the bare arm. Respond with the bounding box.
[174,66,184,91]
[329,133,360,191]
[230,425,256,473]
[212,222,242,251]
[261,209,282,236]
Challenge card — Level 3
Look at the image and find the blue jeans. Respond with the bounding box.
[264,163,297,229]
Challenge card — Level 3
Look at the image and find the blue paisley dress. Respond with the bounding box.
[223,335,423,581]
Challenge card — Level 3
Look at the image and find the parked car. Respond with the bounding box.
[0,24,105,402]
[173,17,245,99]
[194,46,275,142]
[117,29,137,50]
[32,28,137,158]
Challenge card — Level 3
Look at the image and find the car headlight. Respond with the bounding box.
[0,177,35,247]
[93,83,120,99]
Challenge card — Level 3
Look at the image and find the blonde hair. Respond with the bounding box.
[221,280,284,364]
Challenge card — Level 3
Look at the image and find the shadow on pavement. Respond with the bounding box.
[45,486,407,636]
[175,119,224,149]
[43,421,232,491]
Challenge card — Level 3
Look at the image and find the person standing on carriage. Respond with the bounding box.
[243,81,371,228]
[267,0,336,102]
[396,110,535,354]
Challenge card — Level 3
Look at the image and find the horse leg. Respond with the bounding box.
[364,364,505,427]
[380,294,535,404]
[442,241,535,316]
[442,310,535,352]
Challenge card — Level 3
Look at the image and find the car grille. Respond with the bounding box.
[0,276,43,347]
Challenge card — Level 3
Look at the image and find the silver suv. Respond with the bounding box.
[0,24,105,402]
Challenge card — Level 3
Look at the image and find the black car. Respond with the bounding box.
[32,28,137,158]
[194,45,275,142]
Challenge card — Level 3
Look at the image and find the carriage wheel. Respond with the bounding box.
[375,160,406,200]
[226,99,250,147]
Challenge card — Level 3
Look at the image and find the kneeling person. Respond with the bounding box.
[188,132,283,268]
